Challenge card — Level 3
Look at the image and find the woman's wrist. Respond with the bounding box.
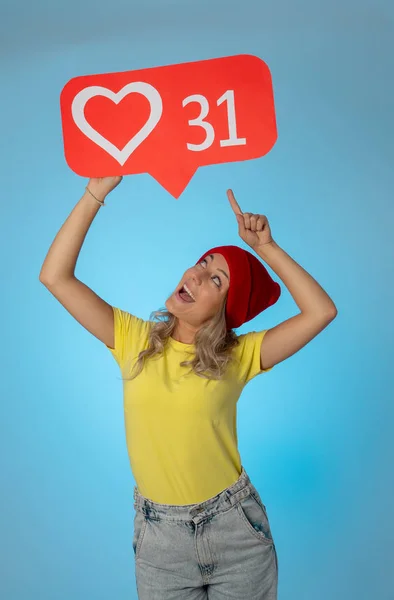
[85,185,106,206]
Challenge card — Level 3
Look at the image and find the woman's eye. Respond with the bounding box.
[199,259,221,287]
[213,276,221,287]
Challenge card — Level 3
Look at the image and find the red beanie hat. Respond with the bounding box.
[196,245,281,330]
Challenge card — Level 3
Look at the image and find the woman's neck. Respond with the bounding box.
[171,321,198,344]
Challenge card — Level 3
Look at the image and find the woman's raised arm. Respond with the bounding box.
[39,177,122,348]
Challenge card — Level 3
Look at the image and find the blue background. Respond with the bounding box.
[1,1,393,598]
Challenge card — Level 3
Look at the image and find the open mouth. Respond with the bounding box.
[176,285,196,303]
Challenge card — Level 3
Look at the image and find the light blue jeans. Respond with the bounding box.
[132,467,278,599]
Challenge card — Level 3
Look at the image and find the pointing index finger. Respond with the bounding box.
[227,189,243,215]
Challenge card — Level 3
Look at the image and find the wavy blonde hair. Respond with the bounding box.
[122,298,239,381]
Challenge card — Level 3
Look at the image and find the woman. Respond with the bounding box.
[39,176,337,599]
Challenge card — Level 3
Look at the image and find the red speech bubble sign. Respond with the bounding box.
[60,54,277,198]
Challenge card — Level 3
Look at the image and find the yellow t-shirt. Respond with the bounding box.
[107,307,272,505]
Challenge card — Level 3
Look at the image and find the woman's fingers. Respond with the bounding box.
[226,189,243,216]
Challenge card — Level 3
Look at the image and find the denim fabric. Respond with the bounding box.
[132,467,278,599]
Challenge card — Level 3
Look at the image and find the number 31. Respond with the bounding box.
[182,90,247,152]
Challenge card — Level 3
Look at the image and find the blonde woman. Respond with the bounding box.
[39,177,337,599]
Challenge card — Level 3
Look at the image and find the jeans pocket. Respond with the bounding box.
[133,509,147,559]
[236,492,274,545]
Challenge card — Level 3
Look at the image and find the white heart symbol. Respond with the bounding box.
[71,82,163,166]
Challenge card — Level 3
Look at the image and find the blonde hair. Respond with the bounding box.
[122,299,239,381]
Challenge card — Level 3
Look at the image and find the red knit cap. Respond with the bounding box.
[196,245,281,330]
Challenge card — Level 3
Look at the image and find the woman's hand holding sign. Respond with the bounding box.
[87,176,123,202]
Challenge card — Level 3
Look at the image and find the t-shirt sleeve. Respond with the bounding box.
[106,306,151,372]
[234,329,273,385]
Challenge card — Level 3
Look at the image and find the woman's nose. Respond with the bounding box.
[192,270,202,285]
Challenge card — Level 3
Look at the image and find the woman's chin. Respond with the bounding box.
[165,295,180,314]
[165,294,193,318]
